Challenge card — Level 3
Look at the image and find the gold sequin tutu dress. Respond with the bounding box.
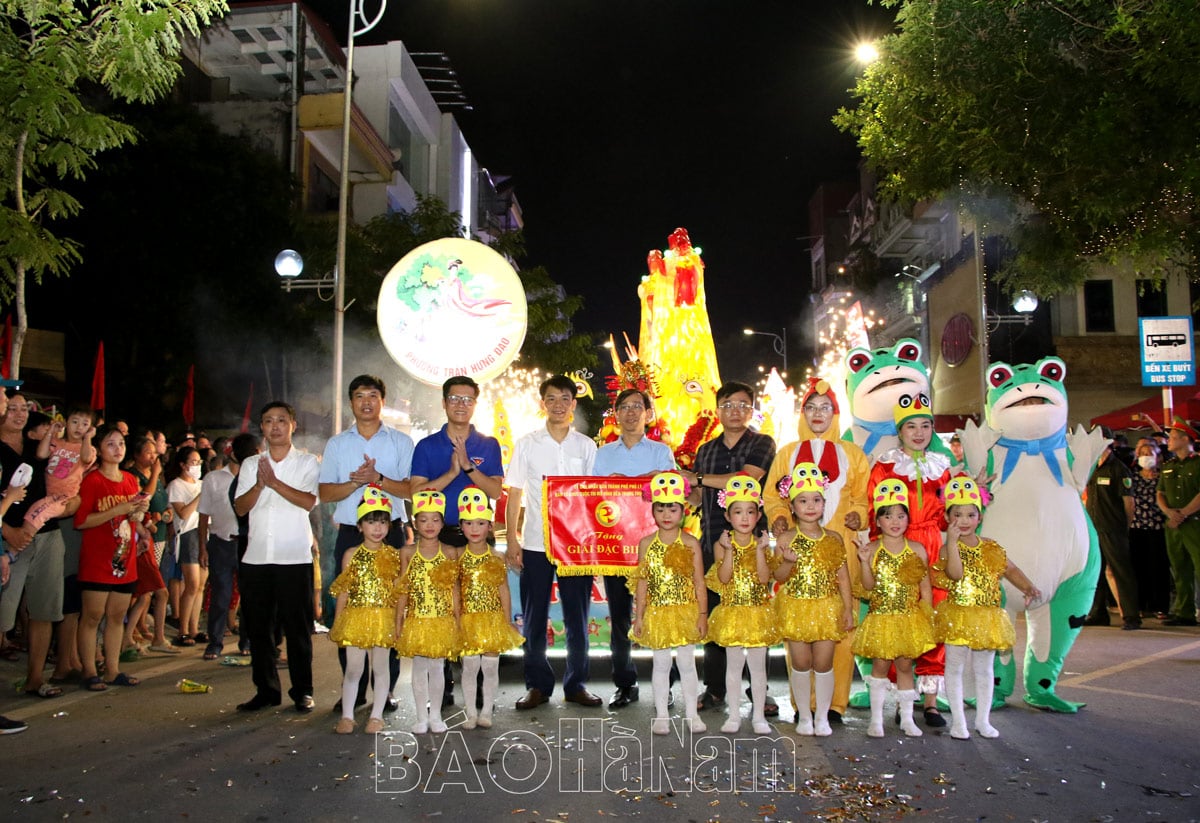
[705,536,779,648]
[627,532,704,649]
[458,546,524,656]
[394,545,461,659]
[328,544,403,648]
[774,529,852,643]
[931,538,1016,651]
[852,543,935,660]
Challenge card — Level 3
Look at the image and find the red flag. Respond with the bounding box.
[240,382,255,433]
[90,341,105,412]
[182,365,195,428]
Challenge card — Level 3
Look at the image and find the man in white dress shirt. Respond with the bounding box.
[234,401,321,713]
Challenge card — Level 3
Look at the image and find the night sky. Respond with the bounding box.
[311,0,897,372]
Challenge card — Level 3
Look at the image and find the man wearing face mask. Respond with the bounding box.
[762,378,870,723]
[1084,431,1140,630]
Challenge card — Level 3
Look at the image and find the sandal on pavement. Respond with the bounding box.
[25,683,63,698]
[0,646,21,662]
[149,643,182,654]
[203,652,220,661]
[105,672,140,687]
[82,676,108,692]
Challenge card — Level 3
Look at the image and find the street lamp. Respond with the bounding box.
[274,249,342,426]
[743,327,787,372]
[987,290,1040,330]
[329,0,387,434]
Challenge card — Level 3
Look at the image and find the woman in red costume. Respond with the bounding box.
[867,392,951,728]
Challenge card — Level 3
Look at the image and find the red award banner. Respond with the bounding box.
[542,476,655,577]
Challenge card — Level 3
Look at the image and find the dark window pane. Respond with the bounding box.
[1084,280,1115,332]
[1136,279,1168,317]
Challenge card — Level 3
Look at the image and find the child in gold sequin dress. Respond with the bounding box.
[456,487,523,729]
[933,477,1041,740]
[852,479,935,738]
[629,471,708,735]
[329,486,403,735]
[395,490,461,734]
[706,474,779,735]
[773,463,855,737]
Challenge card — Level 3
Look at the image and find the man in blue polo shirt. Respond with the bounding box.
[319,374,414,712]
[410,376,504,710]
[593,388,676,709]
[410,376,504,546]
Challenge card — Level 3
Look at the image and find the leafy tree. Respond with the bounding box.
[834,0,1199,296]
[0,0,227,377]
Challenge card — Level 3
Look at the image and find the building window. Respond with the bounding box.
[1084,280,1115,333]
[1136,279,1168,317]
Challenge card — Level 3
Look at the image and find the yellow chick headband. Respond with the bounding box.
[872,478,909,512]
[457,486,493,522]
[893,392,933,429]
[356,484,392,521]
[944,475,984,511]
[787,462,826,501]
[719,473,762,508]
[646,471,689,505]
[412,488,446,517]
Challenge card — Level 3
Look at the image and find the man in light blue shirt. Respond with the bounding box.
[592,388,675,709]
[319,375,413,712]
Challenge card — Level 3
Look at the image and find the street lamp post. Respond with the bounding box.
[743,327,788,372]
[329,0,387,434]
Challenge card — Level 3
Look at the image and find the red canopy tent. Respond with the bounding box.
[1089,387,1200,430]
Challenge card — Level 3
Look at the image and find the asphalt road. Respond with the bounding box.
[2,617,1198,822]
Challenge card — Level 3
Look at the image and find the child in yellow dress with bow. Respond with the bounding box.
[456,486,523,729]
[852,478,936,738]
[629,471,708,735]
[705,474,779,735]
[772,463,855,737]
[933,476,1041,740]
[328,486,403,735]
[395,489,461,734]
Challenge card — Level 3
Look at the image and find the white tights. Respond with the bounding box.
[461,655,500,721]
[651,647,700,720]
[724,646,768,731]
[944,645,999,739]
[409,655,446,731]
[342,646,392,720]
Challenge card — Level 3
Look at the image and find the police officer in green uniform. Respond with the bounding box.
[1155,417,1200,626]
[1084,432,1138,629]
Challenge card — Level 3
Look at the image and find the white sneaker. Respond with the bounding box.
[687,716,707,734]
[429,717,448,733]
[313,621,329,634]
[411,721,429,734]
[720,717,740,734]
[651,717,670,735]
[752,719,772,735]
[813,717,832,737]
[476,709,493,729]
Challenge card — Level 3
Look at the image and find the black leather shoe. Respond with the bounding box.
[923,707,947,728]
[516,688,548,710]
[442,691,455,708]
[383,698,400,714]
[608,685,639,709]
[237,694,281,712]
[294,695,315,713]
[827,709,843,725]
[564,689,603,707]
[1083,616,1111,627]
[1162,616,1198,626]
